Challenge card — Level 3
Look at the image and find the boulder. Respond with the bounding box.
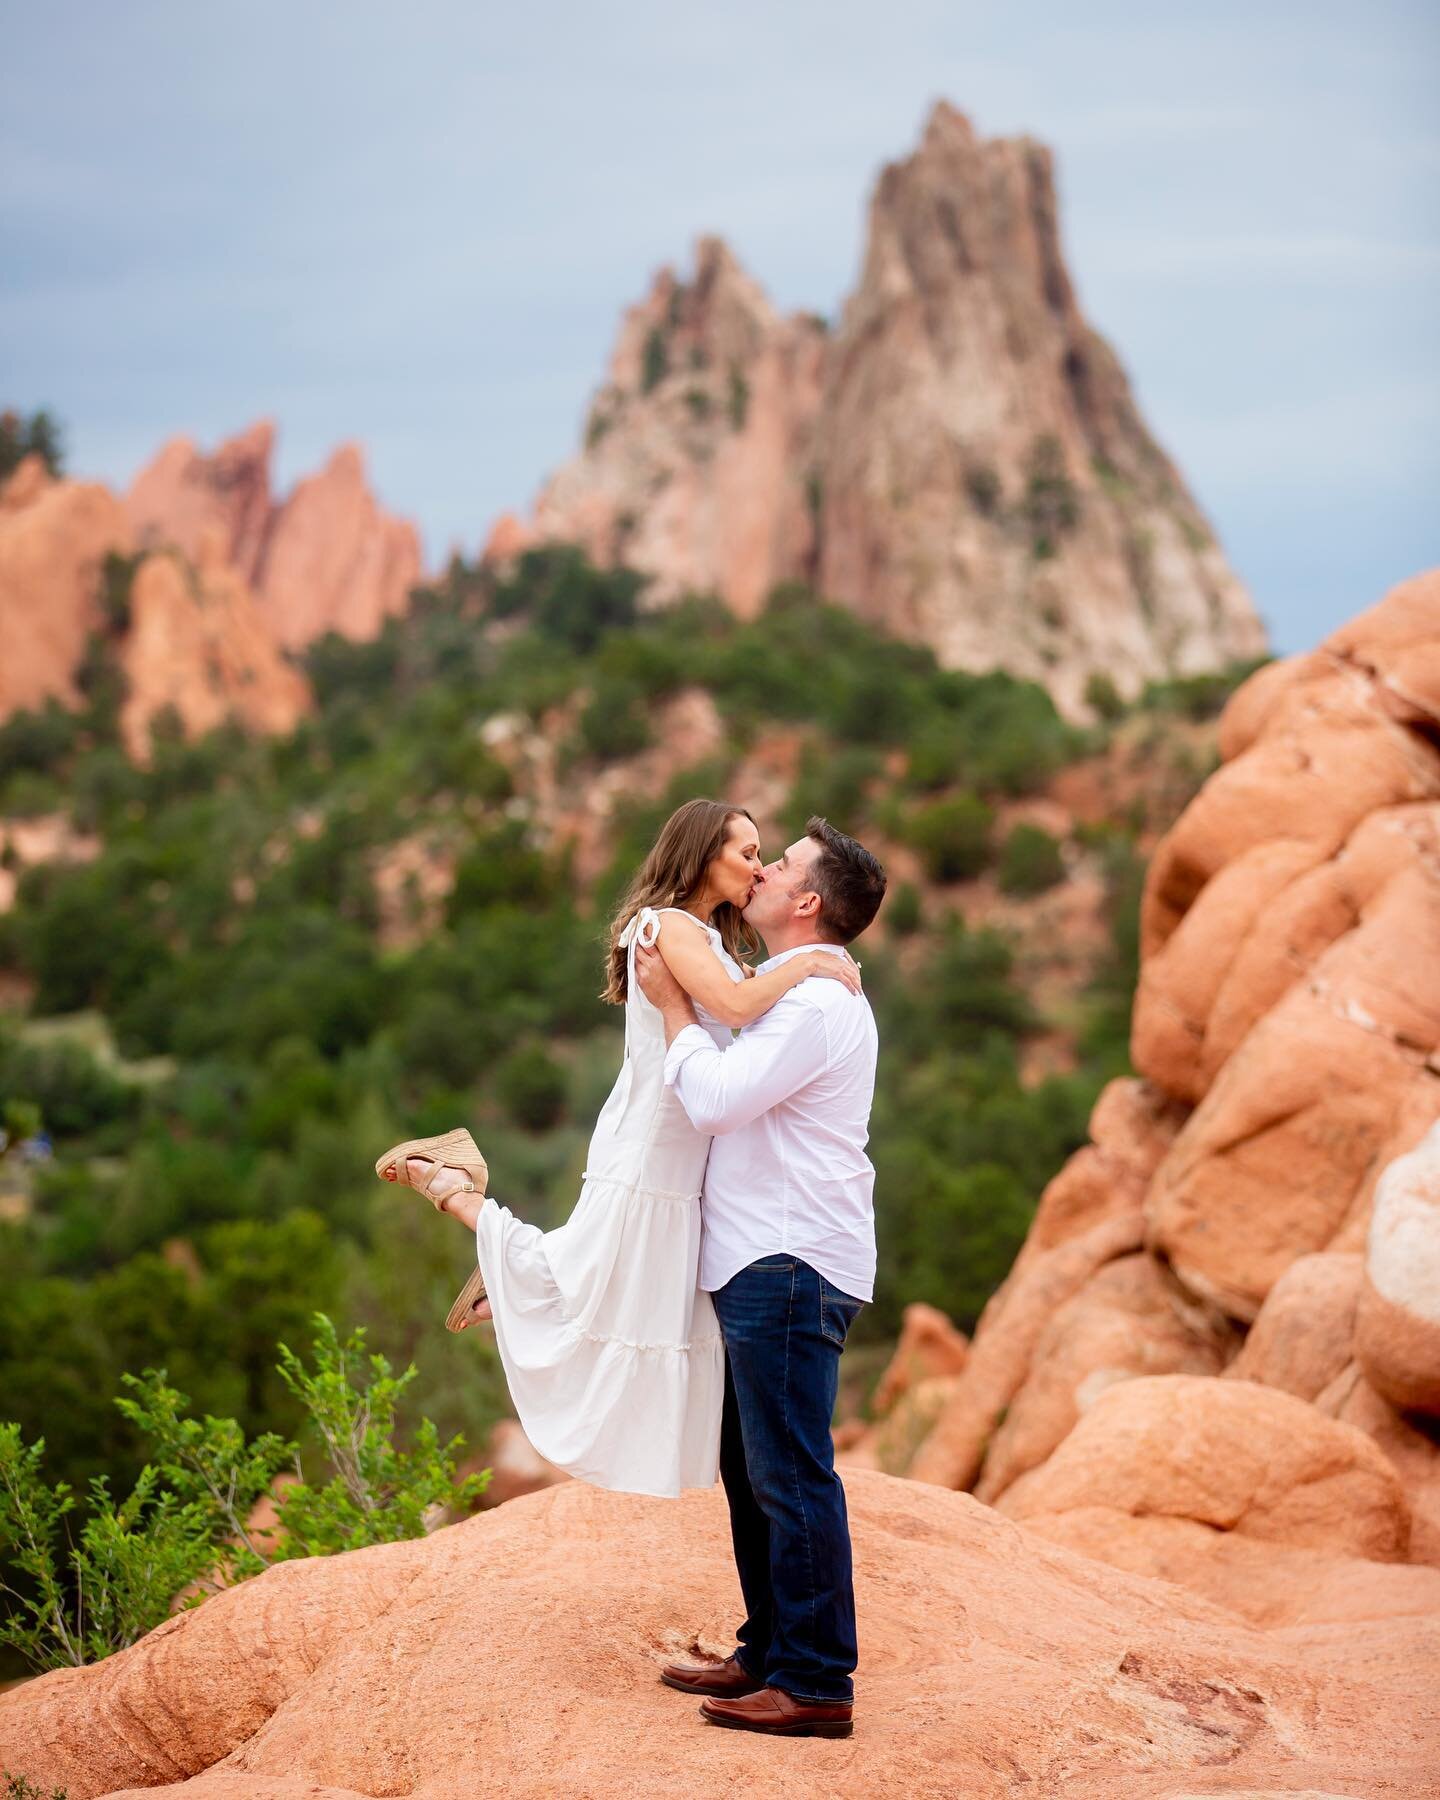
[1355,1118,1440,1416]
[907,1207,1145,1489]
[1008,1076,1186,1275]
[1144,844,1440,1319]
[3,1470,1437,1799]
[869,1300,969,1415]
[974,1253,1228,1503]
[1223,1253,1362,1402]
[998,1375,1411,1564]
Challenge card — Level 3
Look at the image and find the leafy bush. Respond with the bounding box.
[998,823,1065,896]
[1084,669,1125,721]
[495,1042,568,1132]
[1023,434,1080,559]
[0,1316,487,1672]
[906,793,994,882]
[579,678,652,760]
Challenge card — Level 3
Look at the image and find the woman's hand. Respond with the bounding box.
[795,949,863,995]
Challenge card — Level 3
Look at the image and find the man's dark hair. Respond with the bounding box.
[804,815,887,945]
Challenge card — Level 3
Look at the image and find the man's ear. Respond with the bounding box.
[794,889,821,921]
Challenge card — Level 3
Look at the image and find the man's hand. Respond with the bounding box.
[636,945,698,1043]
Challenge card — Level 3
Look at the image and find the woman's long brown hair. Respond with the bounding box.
[602,798,760,1003]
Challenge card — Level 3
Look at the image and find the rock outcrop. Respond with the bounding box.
[127,425,422,649]
[529,236,825,620]
[0,454,131,717]
[256,443,422,650]
[127,421,276,580]
[498,103,1267,717]
[117,539,311,759]
[845,570,1440,1617]
[0,450,312,754]
[2,1470,1436,1798]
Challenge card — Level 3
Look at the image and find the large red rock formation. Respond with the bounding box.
[0,454,131,717]
[0,452,311,753]
[500,103,1267,716]
[846,569,1440,1621]
[117,536,311,760]
[256,443,421,650]
[2,1471,1436,1798]
[127,426,421,650]
[127,421,276,580]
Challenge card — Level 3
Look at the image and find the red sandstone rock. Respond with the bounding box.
[0,461,131,718]
[127,420,276,580]
[907,1207,1145,1489]
[117,544,311,759]
[253,443,421,650]
[127,424,422,652]
[2,1471,1437,1799]
[998,1374,1411,1563]
[1009,1076,1186,1276]
[1223,1253,1363,1403]
[869,1300,970,1415]
[1355,1119,1440,1416]
[973,1253,1228,1504]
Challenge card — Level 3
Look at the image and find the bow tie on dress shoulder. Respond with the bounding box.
[619,906,662,950]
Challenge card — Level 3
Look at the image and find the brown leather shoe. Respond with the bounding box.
[659,1652,763,1698]
[700,1687,854,1738]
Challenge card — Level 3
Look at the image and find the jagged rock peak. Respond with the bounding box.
[500,102,1268,717]
[127,418,277,582]
[529,235,826,619]
[128,421,422,651]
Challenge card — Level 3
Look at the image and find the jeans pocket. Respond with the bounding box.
[750,1256,798,1272]
[819,1276,863,1348]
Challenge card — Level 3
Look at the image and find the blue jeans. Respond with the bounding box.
[710,1255,864,1705]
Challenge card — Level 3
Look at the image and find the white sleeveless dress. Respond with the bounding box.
[472,906,738,1498]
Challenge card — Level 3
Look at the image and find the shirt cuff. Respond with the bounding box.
[663,1023,714,1088]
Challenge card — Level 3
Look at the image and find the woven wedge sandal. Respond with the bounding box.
[445,1266,489,1333]
[374,1127,489,1209]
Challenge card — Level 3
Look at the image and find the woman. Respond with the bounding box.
[376,799,860,1498]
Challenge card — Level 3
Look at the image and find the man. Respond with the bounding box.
[635,815,886,1740]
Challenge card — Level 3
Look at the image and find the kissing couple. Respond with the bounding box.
[377,800,887,1738]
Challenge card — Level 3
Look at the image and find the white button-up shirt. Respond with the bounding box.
[662,943,879,1302]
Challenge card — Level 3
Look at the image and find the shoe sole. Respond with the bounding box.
[700,1708,853,1738]
[445,1266,489,1334]
[659,1673,763,1698]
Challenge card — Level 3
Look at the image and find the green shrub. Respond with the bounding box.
[495,1042,568,1132]
[884,882,922,936]
[641,327,669,394]
[998,823,1065,896]
[907,793,994,882]
[579,678,652,760]
[1084,669,1125,721]
[0,407,64,480]
[0,1316,487,1672]
[728,364,749,429]
[1023,434,1080,559]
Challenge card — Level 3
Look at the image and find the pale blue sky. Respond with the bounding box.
[2,1,1436,655]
